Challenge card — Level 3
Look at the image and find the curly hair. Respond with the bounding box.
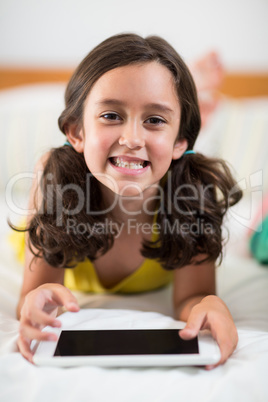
[12,33,242,269]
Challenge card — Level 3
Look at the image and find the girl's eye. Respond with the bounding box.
[100,114,165,125]
[101,113,121,121]
[145,117,166,125]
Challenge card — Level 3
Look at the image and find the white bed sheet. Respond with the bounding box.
[0,194,268,402]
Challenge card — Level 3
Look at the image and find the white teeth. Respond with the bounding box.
[113,157,145,169]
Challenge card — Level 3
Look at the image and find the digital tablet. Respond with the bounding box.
[33,328,221,367]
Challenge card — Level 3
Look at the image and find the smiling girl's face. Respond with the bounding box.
[68,61,187,198]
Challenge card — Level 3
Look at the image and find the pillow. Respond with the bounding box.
[195,97,268,194]
[0,83,66,193]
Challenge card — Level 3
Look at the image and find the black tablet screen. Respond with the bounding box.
[54,329,199,356]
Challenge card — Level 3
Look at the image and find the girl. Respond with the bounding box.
[14,33,242,367]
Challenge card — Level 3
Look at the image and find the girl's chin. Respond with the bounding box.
[97,179,145,198]
[109,185,145,198]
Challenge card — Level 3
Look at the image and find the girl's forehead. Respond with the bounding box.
[86,61,179,107]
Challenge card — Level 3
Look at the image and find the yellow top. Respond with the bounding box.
[64,257,173,294]
[9,223,173,294]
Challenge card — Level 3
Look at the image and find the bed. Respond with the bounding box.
[0,68,267,402]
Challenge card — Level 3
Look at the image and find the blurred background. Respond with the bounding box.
[0,0,267,71]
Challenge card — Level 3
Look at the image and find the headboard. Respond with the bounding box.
[0,67,268,97]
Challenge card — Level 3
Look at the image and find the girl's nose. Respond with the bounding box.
[118,123,145,149]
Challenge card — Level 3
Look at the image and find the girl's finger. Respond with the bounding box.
[17,335,34,363]
[39,285,80,312]
[19,323,58,343]
[179,305,207,340]
[206,320,238,368]
[21,307,62,328]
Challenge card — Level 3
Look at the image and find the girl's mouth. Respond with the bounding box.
[109,157,149,170]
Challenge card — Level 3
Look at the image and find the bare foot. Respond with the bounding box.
[190,51,224,92]
[190,52,224,127]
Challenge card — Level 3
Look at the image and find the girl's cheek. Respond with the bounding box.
[152,138,174,156]
[98,128,119,146]
[87,131,112,149]
[100,139,116,153]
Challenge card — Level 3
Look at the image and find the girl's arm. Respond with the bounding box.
[173,257,238,369]
[17,154,79,362]
[17,236,65,319]
[18,251,79,362]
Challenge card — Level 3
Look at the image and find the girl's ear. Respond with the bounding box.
[172,138,188,160]
[65,124,84,153]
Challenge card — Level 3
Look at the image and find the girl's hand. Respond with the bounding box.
[179,295,238,369]
[18,283,80,363]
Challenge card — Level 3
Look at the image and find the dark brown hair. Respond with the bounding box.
[15,33,242,269]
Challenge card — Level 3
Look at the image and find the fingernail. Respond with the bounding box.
[66,302,79,310]
[53,320,62,327]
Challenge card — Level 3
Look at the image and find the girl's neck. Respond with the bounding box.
[101,184,159,224]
